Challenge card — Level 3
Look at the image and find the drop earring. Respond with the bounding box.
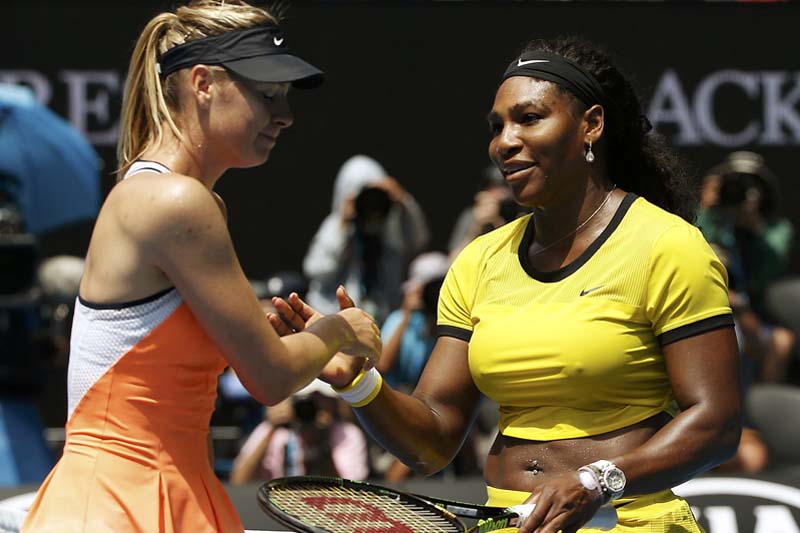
[585,141,595,163]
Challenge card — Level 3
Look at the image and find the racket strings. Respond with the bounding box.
[267,483,464,533]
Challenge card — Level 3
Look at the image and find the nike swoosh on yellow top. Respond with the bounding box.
[580,286,604,296]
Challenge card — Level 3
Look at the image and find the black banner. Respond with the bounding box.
[4,1,799,276]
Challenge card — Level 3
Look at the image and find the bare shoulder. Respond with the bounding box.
[106,172,224,241]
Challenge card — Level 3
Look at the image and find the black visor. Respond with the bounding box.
[157,26,323,89]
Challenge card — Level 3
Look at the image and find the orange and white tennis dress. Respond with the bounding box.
[22,162,243,532]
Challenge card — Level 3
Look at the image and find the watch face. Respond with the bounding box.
[604,468,626,492]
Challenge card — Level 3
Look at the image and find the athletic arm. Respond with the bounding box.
[519,327,741,533]
[611,326,741,493]
[139,177,377,405]
[353,336,482,475]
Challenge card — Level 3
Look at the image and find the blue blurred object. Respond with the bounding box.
[0,399,52,486]
[0,84,100,234]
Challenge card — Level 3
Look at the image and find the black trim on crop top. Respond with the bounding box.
[518,192,637,283]
[658,314,734,346]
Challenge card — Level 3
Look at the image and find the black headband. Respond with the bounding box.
[157,26,323,88]
[501,51,605,106]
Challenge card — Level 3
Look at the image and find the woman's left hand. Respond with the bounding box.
[268,292,321,335]
[518,472,603,533]
[270,288,367,387]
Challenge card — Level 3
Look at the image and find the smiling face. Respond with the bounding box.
[487,76,588,207]
[205,74,294,168]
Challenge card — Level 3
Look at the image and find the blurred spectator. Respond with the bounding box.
[229,379,368,484]
[0,195,40,394]
[705,243,772,474]
[448,164,530,258]
[698,151,793,314]
[218,271,311,438]
[37,255,84,363]
[698,152,796,384]
[303,155,429,324]
[377,252,450,391]
[0,192,53,486]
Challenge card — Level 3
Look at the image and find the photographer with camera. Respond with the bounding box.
[447,165,532,259]
[303,155,430,325]
[229,379,368,484]
[697,152,795,384]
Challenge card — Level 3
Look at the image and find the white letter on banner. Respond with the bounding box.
[703,506,739,533]
[60,70,121,146]
[761,72,800,145]
[694,70,760,147]
[0,70,52,105]
[647,70,701,145]
[754,505,800,533]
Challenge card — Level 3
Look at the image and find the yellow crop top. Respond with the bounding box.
[437,194,733,441]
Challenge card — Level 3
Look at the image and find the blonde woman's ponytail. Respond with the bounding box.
[116,13,184,178]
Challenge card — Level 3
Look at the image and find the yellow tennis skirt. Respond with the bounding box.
[485,485,703,532]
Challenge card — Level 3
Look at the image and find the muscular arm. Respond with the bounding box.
[124,176,373,405]
[519,327,741,533]
[353,336,483,475]
[612,327,741,494]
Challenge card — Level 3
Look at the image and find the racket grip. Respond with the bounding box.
[508,503,535,523]
[507,503,618,531]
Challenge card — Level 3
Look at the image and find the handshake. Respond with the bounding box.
[265,285,382,390]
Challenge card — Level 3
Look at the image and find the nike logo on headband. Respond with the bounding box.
[273,37,284,46]
[517,58,550,67]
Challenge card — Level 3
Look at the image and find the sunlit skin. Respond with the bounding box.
[487,77,620,269]
[206,76,293,170]
[273,74,741,533]
[79,60,381,404]
[139,66,293,190]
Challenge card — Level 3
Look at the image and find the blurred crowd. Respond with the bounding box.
[3,151,800,487]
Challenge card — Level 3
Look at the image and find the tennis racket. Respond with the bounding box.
[258,475,618,532]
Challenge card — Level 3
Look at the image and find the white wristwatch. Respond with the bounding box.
[578,460,626,503]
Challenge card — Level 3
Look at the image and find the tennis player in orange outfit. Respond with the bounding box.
[21,2,380,532]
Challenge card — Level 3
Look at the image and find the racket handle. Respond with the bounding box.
[508,503,618,531]
[508,503,535,523]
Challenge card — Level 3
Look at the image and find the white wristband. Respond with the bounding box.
[333,367,383,407]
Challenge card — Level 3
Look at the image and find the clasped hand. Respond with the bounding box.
[268,286,379,387]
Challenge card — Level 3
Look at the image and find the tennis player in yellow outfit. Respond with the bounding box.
[274,36,740,533]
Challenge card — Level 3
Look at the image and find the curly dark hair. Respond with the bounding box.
[519,37,697,223]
